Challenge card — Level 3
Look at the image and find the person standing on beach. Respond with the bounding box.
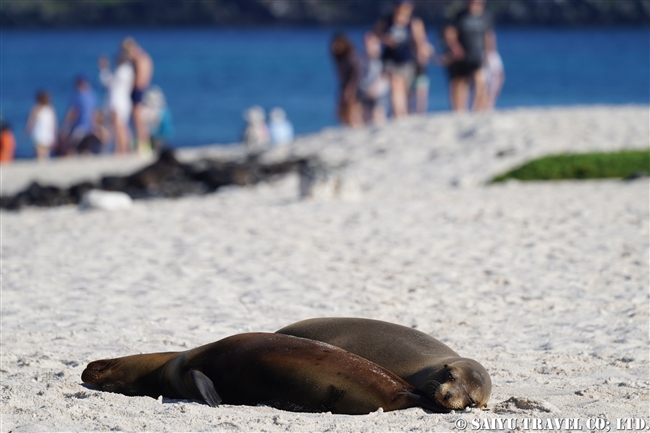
[142,86,174,152]
[241,105,270,151]
[60,74,97,155]
[99,49,135,155]
[410,62,431,115]
[330,33,363,127]
[25,90,57,160]
[483,31,505,110]
[268,107,294,145]
[376,0,433,119]
[0,120,16,164]
[122,37,154,155]
[358,31,389,126]
[444,0,495,112]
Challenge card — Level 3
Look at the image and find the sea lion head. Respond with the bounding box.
[427,358,492,410]
[81,352,177,398]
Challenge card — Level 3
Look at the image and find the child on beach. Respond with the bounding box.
[410,62,430,114]
[0,120,16,163]
[25,90,57,160]
[268,107,294,145]
[143,85,174,152]
[242,105,270,152]
[357,32,389,126]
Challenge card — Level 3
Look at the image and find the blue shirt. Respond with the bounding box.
[269,119,294,145]
[70,88,96,133]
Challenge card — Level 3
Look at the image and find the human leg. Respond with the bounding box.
[338,98,362,127]
[112,111,129,155]
[132,103,152,155]
[471,69,489,112]
[410,71,430,114]
[486,71,504,110]
[35,145,50,160]
[371,102,386,125]
[415,81,429,114]
[390,73,409,118]
[449,77,470,112]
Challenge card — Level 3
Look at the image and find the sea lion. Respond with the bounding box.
[82,332,448,414]
[276,318,491,410]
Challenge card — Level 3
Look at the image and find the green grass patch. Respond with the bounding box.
[491,149,650,183]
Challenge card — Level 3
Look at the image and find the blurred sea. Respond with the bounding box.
[2,27,648,159]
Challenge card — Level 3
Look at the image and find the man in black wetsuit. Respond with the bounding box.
[444,0,494,111]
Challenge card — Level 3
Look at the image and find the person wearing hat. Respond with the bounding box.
[60,74,97,155]
[375,0,433,118]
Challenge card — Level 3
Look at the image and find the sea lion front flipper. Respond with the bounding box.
[189,370,222,407]
[406,391,451,413]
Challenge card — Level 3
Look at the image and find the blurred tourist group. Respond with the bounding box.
[0,0,504,163]
[331,0,504,126]
[0,37,174,163]
[240,105,295,152]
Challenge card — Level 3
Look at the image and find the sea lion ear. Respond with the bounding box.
[189,370,222,407]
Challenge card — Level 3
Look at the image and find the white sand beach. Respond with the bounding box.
[1,105,648,432]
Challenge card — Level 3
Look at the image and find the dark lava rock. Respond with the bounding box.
[1,148,312,210]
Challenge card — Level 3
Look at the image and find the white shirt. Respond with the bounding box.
[100,61,135,121]
[31,105,57,147]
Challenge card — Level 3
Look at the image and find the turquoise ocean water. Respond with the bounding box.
[2,27,648,158]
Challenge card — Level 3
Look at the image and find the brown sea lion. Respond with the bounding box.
[81,332,449,414]
[276,318,492,410]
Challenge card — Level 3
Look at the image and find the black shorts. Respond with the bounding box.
[77,133,102,154]
[131,89,144,104]
[448,60,482,79]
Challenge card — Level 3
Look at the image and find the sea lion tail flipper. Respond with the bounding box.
[189,370,222,407]
[406,391,451,414]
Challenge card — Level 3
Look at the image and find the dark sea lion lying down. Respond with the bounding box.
[82,332,449,414]
[277,318,492,410]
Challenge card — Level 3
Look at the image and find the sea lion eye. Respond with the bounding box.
[447,371,455,381]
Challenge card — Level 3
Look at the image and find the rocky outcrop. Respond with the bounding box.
[0,148,311,210]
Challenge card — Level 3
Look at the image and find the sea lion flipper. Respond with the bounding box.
[189,369,222,407]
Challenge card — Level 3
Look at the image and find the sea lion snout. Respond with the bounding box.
[82,359,112,382]
[82,359,124,391]
[82,352,179,397]
[432,359,491,410]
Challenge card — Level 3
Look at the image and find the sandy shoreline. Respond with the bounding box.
[1,105,648,431]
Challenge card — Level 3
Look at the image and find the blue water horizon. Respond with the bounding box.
[2,26,648,159]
